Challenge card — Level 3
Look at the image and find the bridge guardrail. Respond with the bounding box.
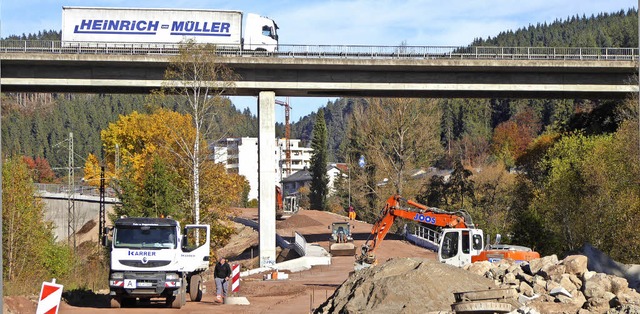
[34,183,117,198]
[1,40,637,61]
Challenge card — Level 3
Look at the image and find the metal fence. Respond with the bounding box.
[34,183,117,198]
[1,40,637,61]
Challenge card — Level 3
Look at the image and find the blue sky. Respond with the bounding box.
[1,0,636,122]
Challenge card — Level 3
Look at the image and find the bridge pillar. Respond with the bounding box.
[258,91,277,267]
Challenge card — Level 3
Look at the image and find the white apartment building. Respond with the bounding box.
[213,137,312,200]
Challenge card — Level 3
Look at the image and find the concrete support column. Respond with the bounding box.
[258,91,276,267]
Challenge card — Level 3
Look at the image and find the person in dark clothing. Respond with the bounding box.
[214,257,232,303]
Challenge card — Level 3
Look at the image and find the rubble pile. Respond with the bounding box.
[314,257,496,313]
[465,255,640,313]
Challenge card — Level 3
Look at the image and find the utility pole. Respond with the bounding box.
[67,132,76,251]
[115,143,120,175]
[99,166,106,241]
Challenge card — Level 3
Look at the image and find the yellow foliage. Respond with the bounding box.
[82,153,118,187]
[101,109,195,184]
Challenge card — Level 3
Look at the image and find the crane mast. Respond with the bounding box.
[276,98,292,177]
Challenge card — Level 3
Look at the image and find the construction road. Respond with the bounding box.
[57,209,436,313]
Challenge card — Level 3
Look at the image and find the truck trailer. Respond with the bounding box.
[62,6,279,51]
[103,217,210,308]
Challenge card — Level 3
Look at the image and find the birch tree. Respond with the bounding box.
[161,40,238,224]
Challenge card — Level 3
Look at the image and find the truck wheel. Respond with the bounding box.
[170,294,183,309]
[121,297,136,308]
[189,275,203,302]
[110,296,121,308]
[181,281,188,306]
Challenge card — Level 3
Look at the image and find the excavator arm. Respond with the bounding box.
[356,194,472,268]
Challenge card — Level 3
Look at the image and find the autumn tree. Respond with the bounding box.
[512,123,640,261]
[465,162,517,237]
[21,156,56,183]
[417,160,475,210]
[345,97,442,223]
[2,157,72,294]
[309,110,329,210]
[491,108,541,168]
[98,109,195,181]
[96,109,246,245]
[160,40,238,225]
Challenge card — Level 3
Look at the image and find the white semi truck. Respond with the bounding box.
[102,217,210,309]
[62,6,279,51]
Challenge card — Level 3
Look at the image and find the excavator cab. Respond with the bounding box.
[438,228,484,267]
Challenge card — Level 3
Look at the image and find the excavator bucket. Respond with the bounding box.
[353,244,376,271]
[354,260,372,271]
[328,222,356,256]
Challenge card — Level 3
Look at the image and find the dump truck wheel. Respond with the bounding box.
[189,275,202,302]
[110,296,121,308]
[170,289,184,309]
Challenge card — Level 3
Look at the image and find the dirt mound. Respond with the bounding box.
[315,257,496,313]
[3,295,37,314]
[277,211,324,229]
[216,222,258,260]
[77,219,96,234]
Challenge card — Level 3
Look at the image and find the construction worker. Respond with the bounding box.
[348,205,356,220]
[214,257,231,303]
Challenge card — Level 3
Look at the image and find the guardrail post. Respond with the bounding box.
[579,47,582,60]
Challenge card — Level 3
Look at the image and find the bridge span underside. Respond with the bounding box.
[1,54,637,99]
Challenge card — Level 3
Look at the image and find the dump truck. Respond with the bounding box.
[102,216,210,309]
[328,221,356,256]
[62,6,279,51]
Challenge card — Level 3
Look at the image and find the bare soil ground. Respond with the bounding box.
[5,209,436,314]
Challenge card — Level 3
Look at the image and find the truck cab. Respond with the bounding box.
[244,13,279,51]
[105,217,210,308]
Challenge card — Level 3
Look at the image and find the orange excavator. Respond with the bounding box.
[355,194,539,270]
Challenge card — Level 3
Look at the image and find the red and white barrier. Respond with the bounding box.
[231,264,240,293]
[36,279,63,314]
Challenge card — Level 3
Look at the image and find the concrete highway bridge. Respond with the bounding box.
[1,41,637,98]
[4,40,638,267]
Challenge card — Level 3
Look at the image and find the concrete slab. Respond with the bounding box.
[224,296,250,305]
[240,242,332,276]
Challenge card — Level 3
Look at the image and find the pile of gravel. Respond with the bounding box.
[314,257,496,313]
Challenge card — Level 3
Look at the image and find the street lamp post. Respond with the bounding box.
[348,158,351,209]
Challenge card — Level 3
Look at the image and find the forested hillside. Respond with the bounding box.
[292,8,638,165]
[471,8,637,47]
[2,29,60,41]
